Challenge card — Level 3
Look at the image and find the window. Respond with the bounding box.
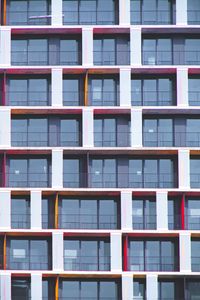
[11,278,31,300]
[94,116,130,147]
[143,118,173,147]
[59,197,119,229]
[94,37,130,65]
[186,198,200,230]
[190,157,200,188]
[89,76,119,106]
[186,280,200,299]
[189,77,200,106]
[168,198,181,230]
[131,76,175,106]
[63,76,84,106]
[128,239,178,271]
[7,157,51,188]
[143,38,172,65]
[133,279,146,300]
[158,280,181,300]
[188,0,200,24]
[42,278,55,300]
[11,197,30,229]
[63,157,84,188]
[191,240,200,271]
[59,279,121,299]
[63,0,117,25]
[11,37,81,66]
[7,77,50,106]
[131,0,174,25]
[7,238,51,270]
[90,158,117,188]
[42,198,55,229]
[132,198,156,229]
[7,0,51,25]
[64,238,110,271]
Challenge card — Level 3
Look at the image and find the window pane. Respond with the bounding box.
[60,119,79,146]
[8,79,28,106]
[11,119,27,146]
[29,79,48,105]
[9,1,28,25]
[12,40,28,65]
[30,240,48,270]
[29,158,48,187]
[11,198,30,229]
[63,0,78,24]
[63,79,80,106]
[28,118,48,146]
[146,241,159,271]
[8,159,28,187]
[60,40,78,65]
[129,241,144,271]
[63,159,80,187]
[28,39,48,65]
[9,239,29,269]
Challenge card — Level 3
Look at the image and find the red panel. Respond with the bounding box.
[181,194,185,230]
[123,235,128,271]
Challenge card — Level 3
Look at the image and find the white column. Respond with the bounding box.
[110,233,122,271]
[176,0,187,25]
[52,149,63,188]
[147,274,158,300]
[178,149,190,189]
[119,0,130,25]
[122,274,133,300]
[130,27,142,66]
[51,0,63,26]
[120,68,131,107]
[156,191,168,230]
[131,108,142,147]
[82,28,93,67]
[0,109,11,147]
[31,273,42,300]
[0,28,11,67]
[0,191,11,229]
[31,191,42,229]
[53,231,64,271]
[0,273,11,300]
[179,232,191,272]
[177,68,188,107]
[82,108,94,147]
[52,68,63,107]
[121,191,132,230]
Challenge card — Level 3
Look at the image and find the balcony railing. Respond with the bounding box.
[63,10,116,25]
[11,131,80,147]
[94,50,130,65]
[7,255,50,270]
[6,172,51,188]
[11,51,80,66]
[189,91,200,106]
[192,257,200,271]
[88,91,119,106]
[6,91,50,106]
[131,91,174,106]
[64,255,110,271]
[11,213,30,229]
[63,91,84,106]
[132,215,157,230]
[63,172,175,188]
[131,9,173,25]
[190,174,200,188]
[129,255,178,271]
[59,213,118,229]
[94,131,131,147]
[143,50,200,65]
[186,215,200,230]
[7,11,51,25]
[188,10,200,24]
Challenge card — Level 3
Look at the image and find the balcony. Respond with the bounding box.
[129,256,178,271]
[6,91,50,106]
[63,91,84,106]
[131,9,173,25]
[88,91,119,106]
[64,255,110,271]
[94,50,130,66]
[11,213,30,229]
[63,10,116,25]
[7,255,50,270]
[6,172,51,188]
[186,216,200,230]
[94,131,131,147]
[189,91,200,106]
[7,11,51,25]
[131,91,174,106]
[190,174,200,188]
[132,215,157,230]
[188,10,200,24]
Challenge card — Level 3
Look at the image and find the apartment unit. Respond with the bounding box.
[0,0,200,299]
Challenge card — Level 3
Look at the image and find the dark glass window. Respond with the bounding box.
[42,278,55,300]
[168,198,181,230]
[11,278,31,300]
[94,116,130,147]
[131,76,175,106]
[7,238,51,270]
[7,157,51,188]
[190,157,200,188]
[11,196,30,229]
[131,0,174,25]
[11,38,81,66]
[189,77,200,106]
[191,240,200,271]
[59,197,119,229]
[63,77,84,106]
[94,37,130,65]
[90,158,117,188]
[159,281,176,300]
[143,38,172,65]
[188,0,200,24]
[7,0,51,25]
[63,157,84,188]
[59,279,121,299]
[89,76,119,106]
[132,198,156,229]
[64,238,110,271]
[128,239,178,271]
[133,279,146,300]
[63,0,117,25]
[186,198,200,230]
[186,280,200,299]
[42,198,55,229]
[7,77,50,106]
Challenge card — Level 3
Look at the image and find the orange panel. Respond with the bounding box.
[3,0,6,25]
[55,276,59,300]
[3,234,6,270]
[84,71,88,106]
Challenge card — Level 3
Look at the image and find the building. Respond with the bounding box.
[0,0,200,299]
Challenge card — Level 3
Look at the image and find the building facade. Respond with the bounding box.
[0,0,200,299]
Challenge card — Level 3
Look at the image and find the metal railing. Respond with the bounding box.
[63,91,84,106]
[7,11,51,25]
[131,91,174,106]
[11,213,30,229]
[192,257,200,271]
[11,50,80,66]
[7,255,51,270]
[129,256,178,271]
[131,9,173,25]
[88,91,119,106]
[63,10,116,25]
[188,10,200,24]
[94,50,130,65]
[64,256,110,271]
[186,215,200,230]
[11,131,80,147]
[6,91,50,106]
[190,174,200,188]
[6,172,51,188]
[189,91,200,106]
[59,213,118,229]
[132,215,156,230]
[143,50,200,65]
[94,131,131,147]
